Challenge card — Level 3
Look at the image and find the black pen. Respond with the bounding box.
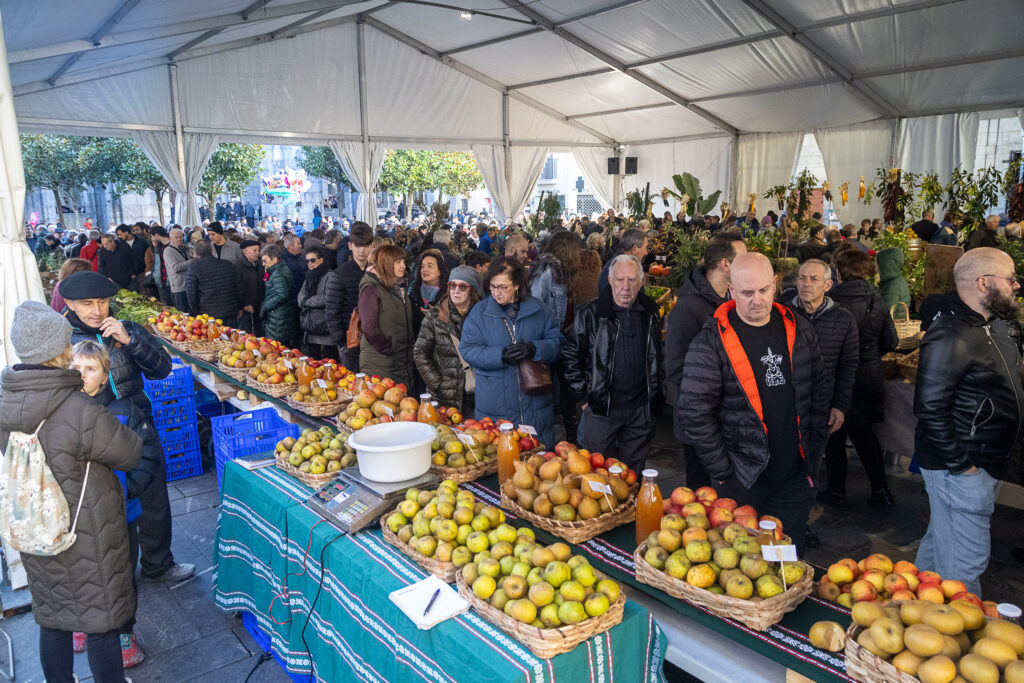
[423,587,441,617]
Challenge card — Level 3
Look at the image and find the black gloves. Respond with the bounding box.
[501,342,535,364]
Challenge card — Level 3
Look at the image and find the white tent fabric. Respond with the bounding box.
[572,147,615,209]
[897,114,980,185]
[623,137,733,216]
[328,140,387,227]
[472,145,549,222]
[0,11,42,367]
[814,121,895,224]
[735,133,803,218]
[135,130,218,227]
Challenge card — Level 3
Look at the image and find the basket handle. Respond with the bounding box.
[889,301,909,320]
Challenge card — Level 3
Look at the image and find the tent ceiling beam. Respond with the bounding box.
[688,76,844,104]
[440,0,651,56]
[8,0,377,65]
[389,0,534,25]
[269,9,336,38]
[622,131,734,147]
[362,15,617,145]
[17,117,173,133]
[499,0,738,136]
[45,0,142,84]
[567,101,675,120]
[853,47,1024,79]
[737,0,901,117]
[240,0,276,21]
[166,29,224,60]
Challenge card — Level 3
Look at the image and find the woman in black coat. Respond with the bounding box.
[819,247,898,507]
[409,249,449,339]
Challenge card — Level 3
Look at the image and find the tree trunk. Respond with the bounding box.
[51,188,66,230]
[155,190,165,225]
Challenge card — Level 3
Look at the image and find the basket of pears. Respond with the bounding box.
[455,535,626,658]
[274,426,357,487]
[428,425,499,484]
[633,513,814,631]
[499,447,637,544]
[381,479,512,583]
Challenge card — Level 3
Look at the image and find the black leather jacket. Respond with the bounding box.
[914,295,1024,478]
[561,287,664,416]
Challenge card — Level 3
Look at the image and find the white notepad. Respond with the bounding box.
[389,575,469,630]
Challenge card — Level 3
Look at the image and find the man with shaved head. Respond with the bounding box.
[676,253,829,551]
[914,247,1023,596]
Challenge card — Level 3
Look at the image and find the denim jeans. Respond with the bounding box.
[915,466,1001,596]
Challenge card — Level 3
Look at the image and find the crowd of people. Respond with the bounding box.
[9,197,1024,681]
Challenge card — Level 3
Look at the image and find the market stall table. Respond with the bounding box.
[214,461,667,682]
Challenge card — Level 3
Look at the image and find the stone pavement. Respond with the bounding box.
[3,412,1023,681]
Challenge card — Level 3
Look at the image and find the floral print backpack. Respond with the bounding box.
[0,420,90,556]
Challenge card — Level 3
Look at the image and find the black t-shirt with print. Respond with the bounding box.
[729,308,800,483]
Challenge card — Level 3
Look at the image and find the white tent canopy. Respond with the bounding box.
[4,0,1023,213]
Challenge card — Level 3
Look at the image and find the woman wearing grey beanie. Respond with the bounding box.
[0,300,142,683]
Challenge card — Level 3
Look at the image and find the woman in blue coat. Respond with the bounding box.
[460,257,562,447]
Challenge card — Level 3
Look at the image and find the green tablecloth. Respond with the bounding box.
[463,477,854,683]
[214,462,668,683]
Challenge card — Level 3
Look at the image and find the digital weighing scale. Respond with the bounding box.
[306,469,437,534]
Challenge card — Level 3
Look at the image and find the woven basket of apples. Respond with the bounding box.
[430,420,541,484]
[285,361,355,417]
[218,335,297,381]
[499,442,639,544]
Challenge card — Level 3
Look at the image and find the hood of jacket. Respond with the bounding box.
[876,247,905,282]
[679,266,725,308]
[529,253,564,285]
[789,294,836,321]
[830,276,878,302]
[0,367,82,433]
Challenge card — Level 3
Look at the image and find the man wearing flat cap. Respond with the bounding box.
[57,271,195,584]
[235,238,264,334]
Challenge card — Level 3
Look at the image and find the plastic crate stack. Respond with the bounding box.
[211,407,299,489]
[144,365,203,482]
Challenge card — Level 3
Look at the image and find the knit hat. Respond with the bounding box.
[449,265,481,295]
[10,300,72,365]
[207,221,224,234]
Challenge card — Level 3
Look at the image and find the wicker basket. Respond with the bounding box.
[897,348,919,383]
[186,338,231,361]
[844,619,920,683]
[429,456,498,485]
[633,541,813,631]
[455,566,625,658]
[881,352,900,380]
[245,377,296,398]
[379,517,458,583]
[891,303,922,351]
[216,360,250,382]
[273,452,341,488]
[499,481,636,544]
[285,396,349,417]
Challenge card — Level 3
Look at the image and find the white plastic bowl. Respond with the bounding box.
[346,422,437,482]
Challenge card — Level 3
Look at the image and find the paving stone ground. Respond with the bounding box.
[2,412,1022,682]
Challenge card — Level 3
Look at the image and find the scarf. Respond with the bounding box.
[304,259,331,294]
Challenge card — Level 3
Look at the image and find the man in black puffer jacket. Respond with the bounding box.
[326,222,373,370]
[665,232,745,488]
[186,240,243,322]
[676,253,829,552]
[914,248,1024,596]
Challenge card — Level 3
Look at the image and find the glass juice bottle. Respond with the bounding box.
[497,423,520,486]
[417,394,439,423]
[635,469,663,546]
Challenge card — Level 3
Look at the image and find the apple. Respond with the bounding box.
[918,571,942,584]
[837,558,861,579]
[850,579,877,602]
[883,573,909,595]
[981,600,1000,618]
[939,579,966,599]
[662,500,673,514]
[898,571,920,592]
[671,487,696,506]
[861,569,886,593]
[590,453,605,468]
[950,591,982,607]
[712,498,737,512]
[695,486,718,503]
[708,507,733,527]
[681,502,705,517]
[827,562,855,585]
[668,504,684,516]
[893,560,918,575]
[917,583,945,604]
[891,589,917,601]
[864,553,894,575]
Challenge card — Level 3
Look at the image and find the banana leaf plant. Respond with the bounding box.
[661,173,721,217]
[624,183,653,221]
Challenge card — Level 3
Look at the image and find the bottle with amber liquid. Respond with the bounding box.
[417,393,439,423]
[296,358,315,389]
[635,469,663,546]
[757,520,777,546]
[496,423,520,486]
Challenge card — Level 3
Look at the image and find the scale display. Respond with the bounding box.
[306,470,436,534]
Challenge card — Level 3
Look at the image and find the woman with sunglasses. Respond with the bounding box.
[414,266,481,416]
[358,244,415,388]
[297,246,337,360]
[460,257,562,447]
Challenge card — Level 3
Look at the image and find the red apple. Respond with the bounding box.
[891,589,917,602]
[668,504,684,516]
[917,571,942,585]
[734,505,757,519]
[695,486,718,503]
[662,500,673,513]
[590,453,605,468]
[670,487,696,506]
[681,502,706,517]
[951,591,982,607]
[981,600,1000,618]
[711,498,737,512]
[940,579,967,599]
[708,507,733,527]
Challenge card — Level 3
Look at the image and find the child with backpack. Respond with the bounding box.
[0,301,141,683]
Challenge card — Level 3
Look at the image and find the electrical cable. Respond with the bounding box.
[300,531,346,681]
[267,518,330,625]
[243,651,273,683]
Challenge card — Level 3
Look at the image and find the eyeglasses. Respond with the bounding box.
[449,282,471,292]
[490,283,512,293]
[305,257,321,264]
[980,273,1018,285]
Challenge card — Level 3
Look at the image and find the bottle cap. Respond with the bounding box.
[998,603,1022,618]
[420,393,431,400]
[499,423,513,431]
[641,469,658,478]
[608,466,622,474]
[758,520,777,530]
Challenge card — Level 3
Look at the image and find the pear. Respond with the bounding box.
[578,497,600,520]
[512,462,536,490]
[532,493,553,517]
[548,483,570,506]
[552,504,576,522]
[516,489,538,511]
[539,460,562,481]
[567,451,591,475]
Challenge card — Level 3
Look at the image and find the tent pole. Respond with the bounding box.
[731,133,740,211]
[503,92,511,220]
[889,118,902,168]
[169,64,187,224]
[613,144,622,210]
[357,19,370,224]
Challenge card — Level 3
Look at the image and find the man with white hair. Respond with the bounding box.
[432,229,461,271]
[966,214,1001,251]
[914,247,1023,596]
[562,255,664,472]
[162,227,192,313]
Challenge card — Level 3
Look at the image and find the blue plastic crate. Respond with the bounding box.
[156,422,200,455]
[165,446,202,482]
[240,612,310,683]
[195,389,226,419]
[143,365,194,401]
[150,395,197,429]
[211,408,298,488]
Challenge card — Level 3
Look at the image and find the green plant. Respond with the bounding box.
[763,184,789,211]
[661,173,721,217]
[745,230,781,259]
[35,247,65,273]
[963,166,1001,230]
[1005,158,1024,222]
[197,143,265,211]
[625,184,653,222]
[874,227,929,299]
[792,170,819,220]
[664,227,710,290]
[415,199,450,234]
[912,172,943,220]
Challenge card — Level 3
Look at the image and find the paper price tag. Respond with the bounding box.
[252,348,261,358]
[283,359,293,369]
[588,481,614,495]
[457,433,475,445]
[761,545,798,563]
[656,255,667,262]
[384,406,394,418]
[220,332,229,340]
[517,424,537,436]
[317,379,327,389]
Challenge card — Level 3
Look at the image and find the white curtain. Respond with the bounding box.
[814,121,895,224]
[572,147,615,209]
[328,140,387,226]
[1018,108,1024,135]
[735,132,803,218]
[0,16,44,368]
[134,131,218,227]
[472,145,549,222]
[896,113,979,185]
